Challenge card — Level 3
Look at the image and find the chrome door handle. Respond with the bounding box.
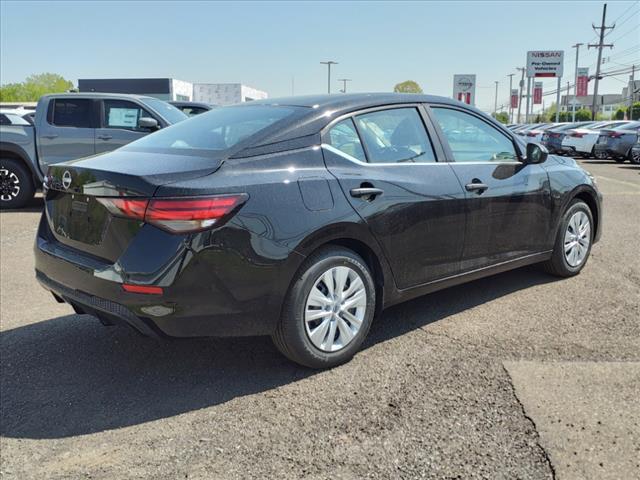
[97,135,113,140]
[465,182,489,193]
[350,187,384,198]
[42,134,58,140]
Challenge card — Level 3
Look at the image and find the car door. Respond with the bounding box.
[427,104,551,272]
[95,99,159,154]
[322,105,467,289]
[37,98,97,169]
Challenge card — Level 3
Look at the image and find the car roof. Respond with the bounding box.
[250,93,462,110]
[170,101,215,109]
[40,92,160,101]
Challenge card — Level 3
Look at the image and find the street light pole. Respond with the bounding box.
[320,61,338,94]
[517,67,526,123]
[337,78,352,93]
[494,81,499,116]
[572,43,583,122]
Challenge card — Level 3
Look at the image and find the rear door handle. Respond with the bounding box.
[350,187,384,199]
[42,134,58,140]
[465,182,489,193]
[97,135,113,141]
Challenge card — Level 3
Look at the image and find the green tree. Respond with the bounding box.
[613,107,626,120]
[491,112,509,124]
[393,80,423,94]
[0,73,73,102]
[628,102,640,120]
[575,109,592,121]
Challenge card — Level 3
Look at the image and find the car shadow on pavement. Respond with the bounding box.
[0,266,557,439]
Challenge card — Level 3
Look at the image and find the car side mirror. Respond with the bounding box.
[138,117,159,130]
[525,142,548,164]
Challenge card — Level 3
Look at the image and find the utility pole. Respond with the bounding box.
[337,78,352,93]
[517,67,526,123]
[571,43,583,122]
[525,77,532,123]
[629,65,636,115]
[588,4,614,120]
[494,81,499,116]
[507,73,515,123]
[320,61,338,94]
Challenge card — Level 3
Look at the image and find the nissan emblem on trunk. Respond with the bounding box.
[62,171,72,190]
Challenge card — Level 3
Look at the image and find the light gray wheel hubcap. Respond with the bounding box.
[564,211,591,267]
[0,168,20,201]
[304,265,367,352]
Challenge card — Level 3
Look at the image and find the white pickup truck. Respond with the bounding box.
[0,92,187,208]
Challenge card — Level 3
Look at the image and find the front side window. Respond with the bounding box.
[327,118,366,161]
[354,108,436,163]
[123,104,301,153]
[103,100,154,131]
[140,97,188,125]
[51,99,93,128]
[431,108,517,162]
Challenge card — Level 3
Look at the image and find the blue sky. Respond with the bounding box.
[1,1,638,112]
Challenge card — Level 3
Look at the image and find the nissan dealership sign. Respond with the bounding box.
[453,74,476,106]
[526,50,564,78]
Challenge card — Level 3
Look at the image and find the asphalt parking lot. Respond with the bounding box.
[1,158,638,480]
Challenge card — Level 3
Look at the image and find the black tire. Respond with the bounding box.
[272,246,376,369]
[630,149,640,165]
[613,156,626,163]
[593,148,608,160]
[0,158,35,209]
[541,200,594,277]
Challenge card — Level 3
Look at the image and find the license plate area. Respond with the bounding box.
[46,192,111,246]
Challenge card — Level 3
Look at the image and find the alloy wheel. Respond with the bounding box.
[631,149,640,165]
[304,266,367,352]
[564,211,591,267]
[0,168,21,202]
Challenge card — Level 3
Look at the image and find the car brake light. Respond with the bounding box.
[570,132,585,138]
[122,284,163,295]
[608,132,624,138]
[98,194,248,233]
[526,132,538,137]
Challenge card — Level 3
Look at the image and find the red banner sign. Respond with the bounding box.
[533,82,543,104]
[576,67,589,97]
[457,92,471,104]
[511,89,519,108]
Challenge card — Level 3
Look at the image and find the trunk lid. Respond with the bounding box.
[44,149,223,260]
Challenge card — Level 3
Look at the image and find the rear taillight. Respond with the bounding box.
[98,194,247,233]
[550,132,561,138]
[608,132,624,138]
[526,132,538,137]
[570,132,585,138]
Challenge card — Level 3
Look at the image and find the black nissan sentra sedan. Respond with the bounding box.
[35,94,602,368]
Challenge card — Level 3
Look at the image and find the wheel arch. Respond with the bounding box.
[0,142,40,186]
[569,187,601,242]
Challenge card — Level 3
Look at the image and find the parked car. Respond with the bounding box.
[594,121,640,162]
[541,121,599,154]
[169,101,216,116]
[0,93,187,208]
[0,108,35,126]
[631,139,640,165]
[520,123,560,144]
[35,93,602,368]
[561,121,630,158]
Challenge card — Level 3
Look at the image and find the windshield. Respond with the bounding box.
[124,104,301,153]
[612,121,640,130]
[140,98,188,125]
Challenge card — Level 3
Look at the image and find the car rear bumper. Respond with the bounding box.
[34,213,304,338]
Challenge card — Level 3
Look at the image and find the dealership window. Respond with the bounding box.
[354,108,436,163]
[51,99,94,128]
[103,100,154,130]
[431,107,517,162]
[327,118,366,162]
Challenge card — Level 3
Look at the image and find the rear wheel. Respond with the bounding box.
[593,148,607,160]
[630,148,640,165]
[0,159,34,209]
[272,246,376,369]
[541,200,593,277]
[613,156,626,163]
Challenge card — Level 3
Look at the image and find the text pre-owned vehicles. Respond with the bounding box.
[35,94,602,368]
[0,93,187,209]
[169,101,216,116]
[561,120,630,158]
[594,121,640,162]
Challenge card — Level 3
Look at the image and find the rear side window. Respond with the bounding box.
[51,99,94,128]
[103,100,154,130]
[124,104,300,153]
[327,118,366,162]
[354,108,436,163]
[431,107,517,162]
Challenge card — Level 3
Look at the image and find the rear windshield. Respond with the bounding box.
[124,104,300,153]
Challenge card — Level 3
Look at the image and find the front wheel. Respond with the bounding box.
[272,247,376,369]
[541,200,594,277]
[0,159,35,209]
[630,148,640,165]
